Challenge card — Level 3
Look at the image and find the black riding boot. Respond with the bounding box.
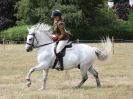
[58,57,64,71]
[56,53,64,71]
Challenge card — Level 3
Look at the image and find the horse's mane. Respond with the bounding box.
[30,23,52,33]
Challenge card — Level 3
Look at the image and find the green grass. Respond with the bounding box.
[0,43,133,99]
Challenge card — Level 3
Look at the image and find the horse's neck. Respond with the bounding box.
[36,31,54,54]
[37,43,55,57]
[36,31,52,45]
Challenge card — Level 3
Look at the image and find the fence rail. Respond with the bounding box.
[0,39,133,44]
[0,40,25,44]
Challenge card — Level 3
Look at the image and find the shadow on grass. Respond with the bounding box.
[57,85,114,90]
[80,85,114,90]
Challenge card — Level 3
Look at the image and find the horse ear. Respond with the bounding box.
[27,27,30,31]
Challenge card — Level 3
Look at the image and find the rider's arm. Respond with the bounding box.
[57,21,67,40]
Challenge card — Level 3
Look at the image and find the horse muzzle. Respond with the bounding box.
[25,45,33,52]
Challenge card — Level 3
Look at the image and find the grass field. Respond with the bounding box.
[0,43,133,99]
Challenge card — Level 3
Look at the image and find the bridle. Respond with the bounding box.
[26,33,38,48]
[26,23,55,48]
[26,33,55,48]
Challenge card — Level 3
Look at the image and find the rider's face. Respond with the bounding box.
[53,16,59,21]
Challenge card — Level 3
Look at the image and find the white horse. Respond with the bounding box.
[25,23,112,90]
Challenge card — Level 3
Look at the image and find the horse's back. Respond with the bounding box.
[66,43,97,63]
[71,43,96,53]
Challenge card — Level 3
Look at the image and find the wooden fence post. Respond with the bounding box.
[77,39,79,43]
[2,38,5,45]
[112,36,114,55]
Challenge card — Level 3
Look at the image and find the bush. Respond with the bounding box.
[0,25,30,41]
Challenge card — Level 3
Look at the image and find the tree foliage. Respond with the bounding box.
[0,0,17,30]
[15,0,100,39]
[16,0,54,24]
[16,0,100,25]
[1,0,133,40]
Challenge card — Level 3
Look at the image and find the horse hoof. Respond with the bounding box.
[26,79,31,87]
[97,85,101,88]
[72,86,80,89]
[38,87,45,91]
[27,82,31,87]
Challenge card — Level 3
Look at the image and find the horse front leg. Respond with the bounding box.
[25,64,46,87]
[26,67,35,87]
[39,69,49,90]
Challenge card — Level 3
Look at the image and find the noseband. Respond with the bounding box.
[26,34,38,48]
[26,33,55,48]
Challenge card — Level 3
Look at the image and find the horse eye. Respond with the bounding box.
[29,38,32,41]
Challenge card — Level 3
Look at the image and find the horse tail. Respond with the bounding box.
[95,37,112,61]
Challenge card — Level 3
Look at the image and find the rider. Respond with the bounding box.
[51,9,70,70]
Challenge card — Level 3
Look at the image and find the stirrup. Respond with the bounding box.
[56,67,63,71]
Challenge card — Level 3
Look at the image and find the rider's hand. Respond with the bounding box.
[51,34,59,41]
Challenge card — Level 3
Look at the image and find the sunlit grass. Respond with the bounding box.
[0,43,133,99]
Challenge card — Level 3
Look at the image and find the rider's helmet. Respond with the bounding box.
[51,9,62,19]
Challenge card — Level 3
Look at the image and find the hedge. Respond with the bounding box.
[0,23,133,41]
[0,25,30,41]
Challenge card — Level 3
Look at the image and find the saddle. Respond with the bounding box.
[52,41,72,70]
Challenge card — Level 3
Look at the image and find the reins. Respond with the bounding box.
[26,33,56,48]
[35,42,55,48]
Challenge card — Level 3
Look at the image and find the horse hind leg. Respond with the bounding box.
[74,66,88,89]
[88,66,101,87]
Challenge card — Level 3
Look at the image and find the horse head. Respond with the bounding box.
[25,23,52,52]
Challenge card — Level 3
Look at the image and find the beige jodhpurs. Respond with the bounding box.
[56,40,68,53]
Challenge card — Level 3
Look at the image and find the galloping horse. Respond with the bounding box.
[25,23,112,90]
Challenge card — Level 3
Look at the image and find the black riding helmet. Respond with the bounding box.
[51,10,62,19]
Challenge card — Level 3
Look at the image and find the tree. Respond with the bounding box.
[16,0,100,25]
[0,0,17,30]
[16,0,54,24]
[16,0,109,39]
